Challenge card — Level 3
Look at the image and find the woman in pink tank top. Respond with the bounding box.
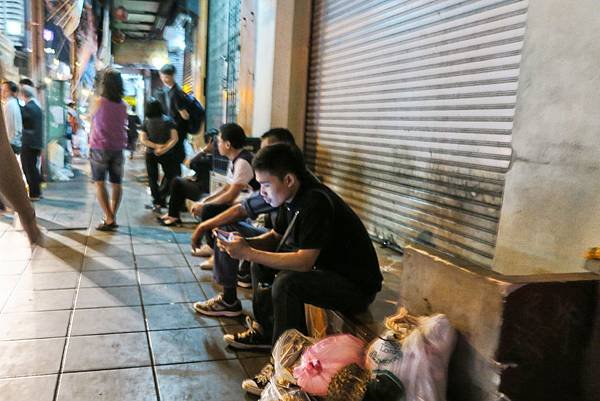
[89,68,128,231]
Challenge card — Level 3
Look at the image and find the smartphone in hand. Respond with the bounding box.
[215,229,233,242]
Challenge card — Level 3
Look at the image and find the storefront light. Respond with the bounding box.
[6,20,22,36]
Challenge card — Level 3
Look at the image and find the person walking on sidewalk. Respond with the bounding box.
[89,68,128,231]
[19,85,44,201]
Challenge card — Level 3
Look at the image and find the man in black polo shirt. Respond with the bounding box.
[218,144,382,343]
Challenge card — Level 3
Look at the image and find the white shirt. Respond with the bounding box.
[227,157,254,202]
[2,97,22,148]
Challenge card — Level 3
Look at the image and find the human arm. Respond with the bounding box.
[0,101,39,244]
[89,96,100,115]
[154,128,178,156]
[217,233,320,272]
[138,131,159,149]
[190,202,248,248]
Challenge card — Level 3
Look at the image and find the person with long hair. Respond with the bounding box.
[89,68,128,231]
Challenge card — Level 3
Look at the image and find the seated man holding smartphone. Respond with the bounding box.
[191,128,296,316]
[214,144,383,396]
[217,144,383,394]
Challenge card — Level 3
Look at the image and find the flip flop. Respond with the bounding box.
[96,221,118,231]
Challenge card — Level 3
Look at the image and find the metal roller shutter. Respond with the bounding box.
[305,0,528,267]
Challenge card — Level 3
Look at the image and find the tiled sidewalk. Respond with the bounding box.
[0,159,267,401]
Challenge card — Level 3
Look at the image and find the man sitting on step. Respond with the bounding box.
[214,144,383,397]
[190,128,296,317]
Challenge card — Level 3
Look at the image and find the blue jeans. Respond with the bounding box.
[212,221,267,288]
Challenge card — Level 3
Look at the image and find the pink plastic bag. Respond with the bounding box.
[293,334,365,396]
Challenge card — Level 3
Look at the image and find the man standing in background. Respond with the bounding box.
[1,81,22,154]
[0,81,23,211]
[19,85,44,201]
[156,64,190,165]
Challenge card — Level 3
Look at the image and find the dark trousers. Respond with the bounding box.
[20,147,42,198]
[167,177,205,218]
[213,222,267,288]
[188,153,212,194]
[145,152,181,206]
[202,204,232,245]
[251,266,376,345]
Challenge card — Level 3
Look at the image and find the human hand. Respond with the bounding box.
[216,233,248,260]
[190,202,204,217]
[179,108,190,120]
[191,224,206,249]
[154,146,165,156]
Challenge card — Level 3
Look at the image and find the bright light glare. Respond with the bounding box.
[6,20,22,35]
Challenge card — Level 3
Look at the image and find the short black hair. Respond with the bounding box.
[19,78,34,87]
[145,97,163,118]
[160,64,176,76]
[101,68,124,102]
[219,123,246,149]
[252,143,307,181]
[261,128,295,145]
[3,81,18,94]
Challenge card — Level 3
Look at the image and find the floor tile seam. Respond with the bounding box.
[60,363,154,375]
[51,265,85,401]
[151,356,242,368]
[0,372,59,381]
[147,323,243,334]
[0,303,141,316]
[133,254,163,401]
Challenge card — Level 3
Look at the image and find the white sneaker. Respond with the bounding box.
[199,255,214,270]
[191,244,213,257]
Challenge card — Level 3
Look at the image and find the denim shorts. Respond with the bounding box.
[90,149,124,184]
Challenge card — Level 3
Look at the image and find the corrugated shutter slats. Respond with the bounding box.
[305,0,528,266]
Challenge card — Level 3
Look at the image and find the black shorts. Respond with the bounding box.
[90,149,124,184]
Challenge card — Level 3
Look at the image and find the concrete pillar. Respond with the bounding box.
[493,0,600,275]
[251,0,311,145]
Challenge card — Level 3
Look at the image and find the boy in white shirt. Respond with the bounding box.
[172,123,259,268]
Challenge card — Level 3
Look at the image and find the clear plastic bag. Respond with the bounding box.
[272,329,316,387]
[396,311,456,401]
[293,334,366,396]
[260,381,312,401]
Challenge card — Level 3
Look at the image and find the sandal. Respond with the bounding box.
[159,217,181,227]
[96,220,118,231]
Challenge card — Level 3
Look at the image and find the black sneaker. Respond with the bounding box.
[224,316,271,350]
[193,294,242,317]
[237,272,252,288]
[241,362,273,396]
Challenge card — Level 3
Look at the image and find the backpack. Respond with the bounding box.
[185,94,205,135]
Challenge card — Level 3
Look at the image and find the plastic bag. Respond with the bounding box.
[363,369,406,401]
[398,312,456,401]
[272,329,316,387]
[293,334,365,396]
[260,381,312,401]
[305,304,328,339]
[365,330,403,377]
[326,363,370,401]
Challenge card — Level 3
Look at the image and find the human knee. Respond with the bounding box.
[272,271,302,301]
